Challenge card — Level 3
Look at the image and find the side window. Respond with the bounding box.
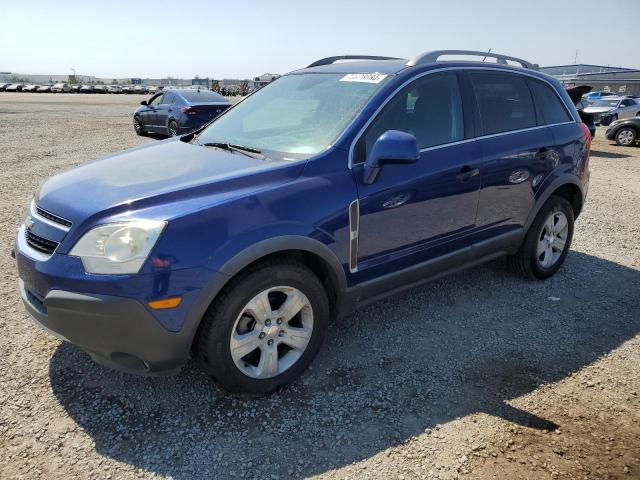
[162,92,175,104]
[470,72,536,135]
[149,94,164,106]
[354,73,464,163]
[528,79,572,125]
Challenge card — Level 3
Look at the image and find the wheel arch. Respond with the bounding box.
[184,236,348,355]
[217,236,347,317]
[525,177,584,233]
[618,123,640,135]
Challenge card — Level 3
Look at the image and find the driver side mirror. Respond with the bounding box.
[140,100,147,106]
[363,130,420,184]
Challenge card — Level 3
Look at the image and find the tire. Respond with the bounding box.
[195,259,329,395]
[507,195,574,280]
[168,119,179,137]
[615,127,637,146]
[133,115,146,136]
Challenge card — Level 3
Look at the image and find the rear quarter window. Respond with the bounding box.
[470,72,536,135]
[528,79,572,125]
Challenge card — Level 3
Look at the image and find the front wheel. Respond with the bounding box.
[195,259,329,395]
[507,196,575,280]
[615,127,637,146]
[133,115,146,136]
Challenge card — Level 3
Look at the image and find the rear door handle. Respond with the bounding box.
[456,166,480,182]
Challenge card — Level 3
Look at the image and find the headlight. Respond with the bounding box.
[70,220,166,274]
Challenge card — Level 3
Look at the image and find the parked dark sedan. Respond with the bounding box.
[133,89,231,136]
[606,117,640,146]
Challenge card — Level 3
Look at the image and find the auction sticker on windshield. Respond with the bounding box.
[340,73,388,84]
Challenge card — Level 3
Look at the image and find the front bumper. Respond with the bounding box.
[18,278,188,374]
[14,225,228,375]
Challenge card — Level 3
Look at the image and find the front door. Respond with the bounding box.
[142,93,164,132]
[618,98,639,120]
[352,72,482,277]
[155,91,175,133]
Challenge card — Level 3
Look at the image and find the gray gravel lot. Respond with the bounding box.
[0,92,639,479]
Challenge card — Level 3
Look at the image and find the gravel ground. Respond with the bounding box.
[0,92,638,480]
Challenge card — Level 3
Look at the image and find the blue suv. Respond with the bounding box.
[15,50,591,395]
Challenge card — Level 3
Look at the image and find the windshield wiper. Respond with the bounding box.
[200,142,267,160]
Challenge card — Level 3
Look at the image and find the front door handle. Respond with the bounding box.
[456,166,480,182]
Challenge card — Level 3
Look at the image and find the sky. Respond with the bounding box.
[1,0,639,80]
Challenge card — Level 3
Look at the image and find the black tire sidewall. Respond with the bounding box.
[168,120,178,136]
[133,115,145,136]
[200,263,329,395]
[526,196,574,279]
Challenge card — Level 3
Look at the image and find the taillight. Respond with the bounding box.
[181,106,205,115]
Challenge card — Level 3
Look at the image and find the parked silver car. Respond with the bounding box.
[51,82,71,93]
[583,96,640,126]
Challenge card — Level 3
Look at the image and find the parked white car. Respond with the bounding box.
[583,96,640,126]
[51,83,71,93]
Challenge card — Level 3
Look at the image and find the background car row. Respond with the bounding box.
[0,82,169,94]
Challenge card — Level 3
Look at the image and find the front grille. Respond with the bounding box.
[25,228,59,255]
[35,206,72,228]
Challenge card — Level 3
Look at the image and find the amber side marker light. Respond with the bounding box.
[148,297,182,309]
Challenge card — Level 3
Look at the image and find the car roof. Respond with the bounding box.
[291,50,542,77]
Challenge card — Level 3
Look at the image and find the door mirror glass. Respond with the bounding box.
[140,100,147,106]
[363,130,419,184]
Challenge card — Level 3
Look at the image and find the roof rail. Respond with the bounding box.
[407,50,537,70]
[306,55,402,68]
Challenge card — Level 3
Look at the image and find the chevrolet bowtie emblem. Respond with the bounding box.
[25,215,34,230]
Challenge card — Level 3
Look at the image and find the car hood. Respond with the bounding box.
[583,106,616,113]
[36,139,300,224]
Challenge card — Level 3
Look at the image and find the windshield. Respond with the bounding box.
[195,73,389,159]
[591,99,620,108]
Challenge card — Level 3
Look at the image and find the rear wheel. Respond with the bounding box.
[168,119,179,137]
[195,259,329,395]
[133,115,146,136]
[507,196,574,280]
[615,127,637,146]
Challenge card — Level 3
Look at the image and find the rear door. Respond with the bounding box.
[469,71,556,240]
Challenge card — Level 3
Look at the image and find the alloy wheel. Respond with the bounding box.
[168,121,178,136]
[617,129,635,146]
[536,211,569,269]
[229,286,314,379]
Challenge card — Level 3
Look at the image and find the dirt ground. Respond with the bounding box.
[0,92,638,480]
